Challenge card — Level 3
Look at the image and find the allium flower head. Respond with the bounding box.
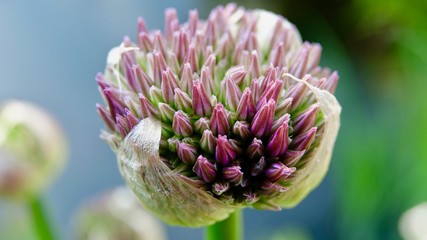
[97,3,341,227]
[0,100,68,199]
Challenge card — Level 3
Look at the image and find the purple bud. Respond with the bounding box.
[122,36,133,48]
[174,88,192,112]
[247,33,259,53]
[266,119,290,157]
[326,71,339,94]
[293,104,319,135]
[212,181,230,196]
[251,99,276,138]
[149,86,164,103]
[116,115,129,138]
[306,43,322,72]
[243,190,258,203]
[174,31,189,62]
[247,138,264,160]
[232,42,244,65]
[255,97,267,111]
[290,47,309,78]
[200,130,217,154]
[261,181,287,195]
[132,65,153,96]
[168,52,181,76]
[227,65,246,85]
[165,8,178,42]
[210,103,229,136]
[214,33,229,59]
[188,9,198,36]
[250,78,262,102]
[194,117,210,133]
[205,18,216,46]
[283,150,306,166]
[223,166,244,184]
[232,121,250,139]
[96,104,115,131]
[184,44,198,72]
[215,135,237,166]
[176,142,198,165]
[251,156,266,176]
[290,127,317,151]
[153,31,167,58]
[259,79,283,104]
[153,50,168,83]
[271,42,285,67]
[161,69,178,104]
[138,32,153,52]
[284,82,307,111]
[202,55,216,76]
[192,80,213,117]
[225,76,242,111]
[158,102,175,122]
[138,94,158,118]
[124,108,139,130]
[178,175,206,189]
[180,63,194,94]
[275,97,293,117]
[104,88,126,118]
[271,114,290,133]
[265,162,296,182]
[95,72,109,89]
[172,110,193,137]
[201,66,214,96]
[137,16,147,34]
[249,50,261,79]
[260,65,277,92]
[236,88,256,120]
[193,155,216,183]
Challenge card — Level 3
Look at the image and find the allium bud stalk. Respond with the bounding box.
[97,3,341,227]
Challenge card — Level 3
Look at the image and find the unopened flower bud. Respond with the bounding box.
[0,101,68,199]
[98,4,341,227]
[73,187,165,240]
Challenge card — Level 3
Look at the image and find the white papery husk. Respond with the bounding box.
[111,9,341,227]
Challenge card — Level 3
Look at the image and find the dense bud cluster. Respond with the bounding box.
[97,3,340,226]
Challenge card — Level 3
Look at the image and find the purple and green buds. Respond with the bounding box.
[97,3,341,227]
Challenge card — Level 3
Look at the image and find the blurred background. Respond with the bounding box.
[1,0,426,239]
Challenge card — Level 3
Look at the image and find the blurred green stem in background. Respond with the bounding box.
[205,210,243,240]
[29,197,55,240]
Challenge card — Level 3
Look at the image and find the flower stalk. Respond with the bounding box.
[29,196,56,240]
[205,210,243,240]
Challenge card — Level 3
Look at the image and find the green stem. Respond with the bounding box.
[28,196,56,240]
[205,210,243,240]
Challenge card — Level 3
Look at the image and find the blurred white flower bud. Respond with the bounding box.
[0,100,68,199]
[399,202,427,240]
[73,187,166,240]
